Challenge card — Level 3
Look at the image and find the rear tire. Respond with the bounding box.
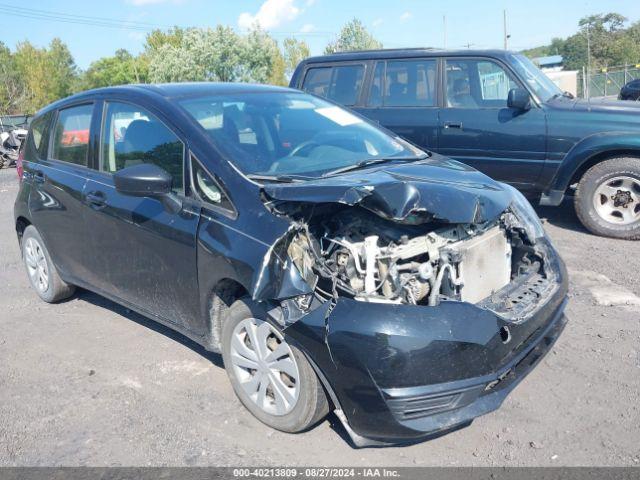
[221,298,329,433]
[574,157,640,239]
[22,225,76,303]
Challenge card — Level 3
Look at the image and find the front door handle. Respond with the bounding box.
[33,171,45,184]
[444,121,463,129]
[85,191,107,209]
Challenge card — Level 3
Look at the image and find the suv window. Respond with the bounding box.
[445,59,518,108]
[302,65,364,106]
[368,59,437,107]
[51,104,93,165]
[101,102,185,194]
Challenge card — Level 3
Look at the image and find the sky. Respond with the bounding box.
[1,0,639,69]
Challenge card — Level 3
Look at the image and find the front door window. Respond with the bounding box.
[445,59,518,108]
[101,102,185,193]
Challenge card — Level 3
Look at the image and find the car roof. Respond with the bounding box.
[299,48,514,64]
[36,82,298,116]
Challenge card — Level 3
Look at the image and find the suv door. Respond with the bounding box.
[27,103,97,282]
[438,57,547,188]
[357,59,439,149]
[82,100,201,332]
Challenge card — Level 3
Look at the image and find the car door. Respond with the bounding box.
[27,103,97,283]
[82,99,201,332]
[437,57,547,188]
[355,58,439,150]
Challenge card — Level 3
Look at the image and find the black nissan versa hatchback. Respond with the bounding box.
[14,83,568,446]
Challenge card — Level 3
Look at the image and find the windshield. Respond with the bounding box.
[508,54,563,103]
[179,92,424,179]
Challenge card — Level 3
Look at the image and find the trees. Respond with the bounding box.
[324,18,382,54]
[523,13,640,70]
[283,38,310,79]
[10,39,77,113]
[80,49,148,90]
[146,25,282,84]
[0,42,26,115]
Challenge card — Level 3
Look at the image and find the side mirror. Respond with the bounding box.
[113,163,182,213]
[114,163,172,197]
[507,88,531,110]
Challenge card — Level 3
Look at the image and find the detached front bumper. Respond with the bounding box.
[285,240,569,446]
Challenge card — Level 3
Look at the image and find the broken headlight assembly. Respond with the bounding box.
[505,184,546,241]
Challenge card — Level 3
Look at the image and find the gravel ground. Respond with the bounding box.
[0,166,639,466]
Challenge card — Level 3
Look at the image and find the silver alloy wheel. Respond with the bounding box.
[593,175,640,225]
[24,237,49,293]
[229,318,300,416]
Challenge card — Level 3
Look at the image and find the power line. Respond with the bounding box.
[0,3,170,29]
[0,3,334,37]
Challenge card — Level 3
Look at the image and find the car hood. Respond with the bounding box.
[261,155,513,225]
[570,97,640,114]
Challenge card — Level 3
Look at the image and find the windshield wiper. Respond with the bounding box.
[322,155,428,178]
[247,173,312,183]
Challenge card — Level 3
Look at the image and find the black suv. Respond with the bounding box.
[14,83,567,446]
[291,49,640,239]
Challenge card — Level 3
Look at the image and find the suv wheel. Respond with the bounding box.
[22,225,76,302]
[221,298,329,433]
[575,157,640,239]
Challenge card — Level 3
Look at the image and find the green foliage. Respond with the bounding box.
[522,13,640,71]
[283,38,310,78]
[324,18,382,54]
[146,25,280,84]
[79,49,148,90]
[10,39,77,113]
[0,17,375,114]
[0,42,26,114]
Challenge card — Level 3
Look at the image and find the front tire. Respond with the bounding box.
[22,225,76,303]
[575,157,640,239]
[221,298,329,433]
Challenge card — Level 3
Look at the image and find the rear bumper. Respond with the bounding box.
[285,239,569,446]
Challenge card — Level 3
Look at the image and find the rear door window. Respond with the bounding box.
[302,64,365,106]
[51,104,93,166]
[368,59,437,107]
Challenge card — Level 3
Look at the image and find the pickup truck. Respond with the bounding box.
[290,48,640,239]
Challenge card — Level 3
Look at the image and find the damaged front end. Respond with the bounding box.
[251,164,568,445]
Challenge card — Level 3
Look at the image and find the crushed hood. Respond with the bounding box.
[262,156,513,225]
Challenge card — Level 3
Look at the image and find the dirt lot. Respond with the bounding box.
[0,166,639,467]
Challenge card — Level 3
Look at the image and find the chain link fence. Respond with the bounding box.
[577,64,640,98]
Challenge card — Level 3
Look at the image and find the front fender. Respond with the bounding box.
[543,131,640,204]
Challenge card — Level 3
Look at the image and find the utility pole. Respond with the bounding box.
[443,15,447,49]
[503,10,509,50]
[586,23,591,99]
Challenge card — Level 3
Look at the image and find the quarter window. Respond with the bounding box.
[52,104,93,165]
[302,65,365,106]
[101,102,184,194]
[26,112,52,161]
[368,60,437,107]
[191,157,233,213]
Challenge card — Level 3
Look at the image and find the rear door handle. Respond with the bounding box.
[85,191,107,209]
[33,171,45,184]
[444,121,463,129]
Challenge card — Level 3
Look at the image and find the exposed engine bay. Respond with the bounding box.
[285,207,556,317]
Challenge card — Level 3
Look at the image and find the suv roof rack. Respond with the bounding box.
[331,47,439,54]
